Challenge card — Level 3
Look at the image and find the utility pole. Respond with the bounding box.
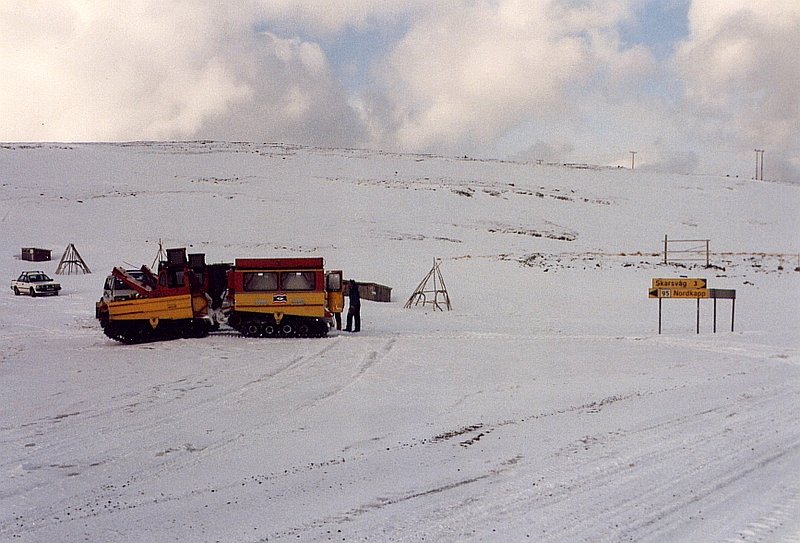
[754,149,764,181]
[754,149,765,180]
[630,151,637,170]
[753,149,760,179]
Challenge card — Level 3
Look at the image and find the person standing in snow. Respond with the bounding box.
[345,280,361,332]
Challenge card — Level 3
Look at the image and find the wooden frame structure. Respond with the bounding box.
[152,239,168,269]
[404,259,452,311]
[55,243,91,275]
[663,235,711,267]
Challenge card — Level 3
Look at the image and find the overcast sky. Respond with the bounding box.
[2,1,798,180]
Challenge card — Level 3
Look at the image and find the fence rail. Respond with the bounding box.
[663,235,710,267]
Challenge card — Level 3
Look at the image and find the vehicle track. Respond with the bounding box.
[4,333,797,541]
[0,338,404,538]
[0,340,344,536]
[306,338,396,406]
[268,378,800,542]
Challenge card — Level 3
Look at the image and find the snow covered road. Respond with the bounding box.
[3,326,799,542]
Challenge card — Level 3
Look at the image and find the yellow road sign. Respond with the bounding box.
[649,288,710,299]
[652,278,707,289]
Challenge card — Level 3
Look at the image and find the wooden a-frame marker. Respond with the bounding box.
[152,238,167,269]
[55,243,91,275]
[404,258,452,311]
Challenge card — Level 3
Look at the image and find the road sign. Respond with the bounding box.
[709,288,736,299]
[651,278,707,289]
[649,287,709,299]
[649,279,736,334]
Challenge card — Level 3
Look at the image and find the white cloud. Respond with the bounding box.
[368,0,642,155]
[674,0,800,178]
[1,3,245,140]
[0,1,363,144]
[1,1,797,181]
[200,32,365,146]
[255,0,428,35]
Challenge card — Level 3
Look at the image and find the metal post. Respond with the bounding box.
[696,298,700,334]
[664,235,668,264]
[731,298,735,332]
[705,240,710,268]
[713,298,717,333]
[658,298,662,334]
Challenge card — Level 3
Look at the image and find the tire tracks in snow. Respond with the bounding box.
[0,339,346,539]
[337,379,800,542]
[3,339,334,463]
[306,337,396,406]
[2,337,405,539]
[148,337,398,480]
[728,479,800,542]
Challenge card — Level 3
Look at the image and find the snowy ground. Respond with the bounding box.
[1,142,799,542]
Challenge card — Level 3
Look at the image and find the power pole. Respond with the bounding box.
[755,149,759,179]
[754,149,764,180]
[630,151,637,170]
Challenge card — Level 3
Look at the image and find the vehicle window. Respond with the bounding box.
[326,273,342,291]
[191,271,205,286]
[243,272,278,291]
[168,271,184,288]
[281,272,315,291]
[137,272,156,289]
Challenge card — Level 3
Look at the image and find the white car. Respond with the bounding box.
[11,271,62,297]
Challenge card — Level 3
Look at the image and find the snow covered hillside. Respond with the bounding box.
[1,141,799,542]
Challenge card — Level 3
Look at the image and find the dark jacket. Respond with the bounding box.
[349,281,361,308]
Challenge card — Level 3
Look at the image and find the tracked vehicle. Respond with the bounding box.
[95,248,228,344]
[96,249,343,343]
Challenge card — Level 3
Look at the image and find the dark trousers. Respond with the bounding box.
[346,307,360,332]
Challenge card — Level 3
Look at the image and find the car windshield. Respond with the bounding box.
[27,274,50,282]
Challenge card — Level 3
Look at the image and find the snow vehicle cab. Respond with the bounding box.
[95,248,221,343]
[102,269,147,302]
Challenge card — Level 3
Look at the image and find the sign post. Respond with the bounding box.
[713,297,717,333]
[709,288,736,332]
[658,298,662,334]
[696,298,700,334]
[649,279,735,334]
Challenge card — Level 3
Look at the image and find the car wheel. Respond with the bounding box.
[13,287,20,295]
[29,288,36,297]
